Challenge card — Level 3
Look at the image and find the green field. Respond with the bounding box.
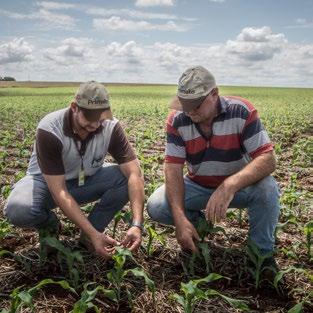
[0,85,312,312]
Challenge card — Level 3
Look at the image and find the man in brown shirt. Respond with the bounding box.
[4,81,145,259]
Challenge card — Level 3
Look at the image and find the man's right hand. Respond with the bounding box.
[175,218,200,252]
[90,232,119,259]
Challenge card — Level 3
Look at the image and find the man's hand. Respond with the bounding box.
[90,232,118,259]
[121,226,142,252]
[205,184,235,223]
[175,218,200,252]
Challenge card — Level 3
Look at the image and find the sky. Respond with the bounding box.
[0,0,313,87]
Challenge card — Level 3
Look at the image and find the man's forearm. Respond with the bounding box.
[54,190,97,237]
[127,174,145,223]
[164,163,187,224]
[221,151,276,193]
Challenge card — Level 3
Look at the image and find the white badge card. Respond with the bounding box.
[78,167,85,186]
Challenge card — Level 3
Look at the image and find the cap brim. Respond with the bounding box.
[169,96,206,112]
[82,108,113,121]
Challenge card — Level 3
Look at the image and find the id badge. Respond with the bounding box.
[78,167,85,186]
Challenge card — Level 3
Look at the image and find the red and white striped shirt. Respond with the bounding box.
[165,96,273,188]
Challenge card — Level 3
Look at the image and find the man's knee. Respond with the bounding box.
[147,186,173,225]
[250,176,280,204]
[4,197,47,229]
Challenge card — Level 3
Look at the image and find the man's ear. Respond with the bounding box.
[70,102,79,113]
[212,87,219,97]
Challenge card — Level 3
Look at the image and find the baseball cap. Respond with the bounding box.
[74,81,113,121]
[170,66,216,112]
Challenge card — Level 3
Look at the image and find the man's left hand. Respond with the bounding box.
[204,185,235,223]
[121,226,142,252]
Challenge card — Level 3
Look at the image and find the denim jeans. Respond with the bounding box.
[147,175,280,253]
[4,164,129,233]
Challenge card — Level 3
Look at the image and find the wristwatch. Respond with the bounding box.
[131,221,144,230]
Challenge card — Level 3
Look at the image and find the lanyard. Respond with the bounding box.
[73,138,87,186]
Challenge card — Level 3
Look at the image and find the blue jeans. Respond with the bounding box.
[4,164,129,233]
[147,176,280,253]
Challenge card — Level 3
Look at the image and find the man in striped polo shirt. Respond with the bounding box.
[147,66,280,258]
[5,81,144,259]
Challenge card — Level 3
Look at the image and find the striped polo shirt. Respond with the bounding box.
[165,96,273,188]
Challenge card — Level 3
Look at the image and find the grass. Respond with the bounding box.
[0,84,312,312]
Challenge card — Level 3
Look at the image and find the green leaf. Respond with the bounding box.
[128,268,156,293]
[288,302,304,313]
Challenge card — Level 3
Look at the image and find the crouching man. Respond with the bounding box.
[147,66,280,266]
[4,81,144,258]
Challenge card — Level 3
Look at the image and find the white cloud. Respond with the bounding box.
[0,38,33,64]
[93,16,187,31]
[135,0,175,7]
[1,26,312,88]
[36,1,75,10]
[43,38,92,64]
[286,18,313,29]
[226,26,287,62]
[86,7,179,20]
[0,5,76,29]
[208,0,225,3]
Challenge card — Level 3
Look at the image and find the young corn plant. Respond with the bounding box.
[273,266,306,294]
[112,210,132,238]
[145,223,166,257]
[41,237,84,289]
[185,218,227,276]
[107,246,155,304]
[0,218,13,240]
[246,240,276,289]
[303,220,313,261]
[171,273,249,313]
[2,279,76,313]
[71,282,117,313]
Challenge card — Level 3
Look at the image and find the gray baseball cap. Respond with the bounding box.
[170,66,216,112]
[74,81,112,120]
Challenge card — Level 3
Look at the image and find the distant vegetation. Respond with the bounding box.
[0,76,16,81]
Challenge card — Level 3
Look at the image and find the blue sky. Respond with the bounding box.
[0,0,313,87]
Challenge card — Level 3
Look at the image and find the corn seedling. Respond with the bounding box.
[107,246,155,303]
[303,220,313,261]
[246,240,276,289]
[273,266,306,294]
[287,291,313,313]
[41,237,84,289]
[145,223,166,257]
[112,210,132,238]
[71,282,117,313]
[0,249,32,272]
[0,218,13,240]
[185,218,227,276]
[2,279,76,313]
[172,273,249,313]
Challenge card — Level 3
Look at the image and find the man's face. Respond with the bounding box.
[185,89,219,123]
[76,110,103,132]
[71,103,105,133]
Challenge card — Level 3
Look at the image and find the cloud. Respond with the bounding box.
[208,0,225,3]
[36,1,75,10]
[93,16,187,31]
[1,26,312,87]
[226,26,287,62]
[43,38,92,64]
[0,38,33,64]
[106,41,143,65]
[285,18,313,29]
[135,0,175,7]
[86,7,179,20]
[0,6,76,29]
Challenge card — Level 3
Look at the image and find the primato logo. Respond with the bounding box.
[88,96,106,105]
